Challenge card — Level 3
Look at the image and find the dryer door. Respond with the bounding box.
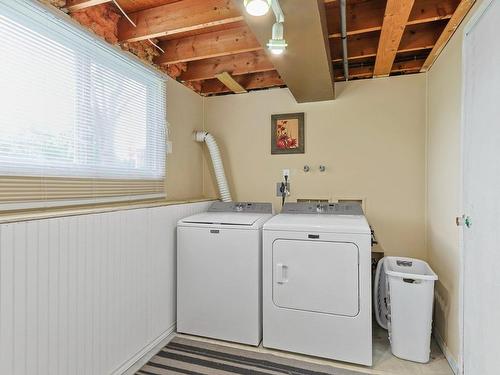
[272,239,359,317]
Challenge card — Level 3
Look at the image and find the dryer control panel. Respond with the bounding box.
[282,202,363,215]
[208,202,273,213]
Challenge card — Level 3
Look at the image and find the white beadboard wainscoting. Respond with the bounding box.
[0,200,213,375]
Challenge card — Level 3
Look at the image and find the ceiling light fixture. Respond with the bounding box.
[267,21,287,55]
[244,0,271,16]
[244,0,288,55]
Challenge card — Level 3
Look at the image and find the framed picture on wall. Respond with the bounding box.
[271,112,305,154]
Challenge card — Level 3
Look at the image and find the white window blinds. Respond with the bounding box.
[0,1,167,210]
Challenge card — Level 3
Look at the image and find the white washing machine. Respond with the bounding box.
[177,201,273,346]
[263,202,372,366]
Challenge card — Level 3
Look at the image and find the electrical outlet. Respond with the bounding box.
[282,169,290,179]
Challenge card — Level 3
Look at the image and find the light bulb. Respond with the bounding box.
[244,0,271,16]
[267,37,287,55]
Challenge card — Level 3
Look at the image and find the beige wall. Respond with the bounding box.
[203,75,427,259]
[165,77,205,200]
[426,0,485,366]
[166,16,484,364]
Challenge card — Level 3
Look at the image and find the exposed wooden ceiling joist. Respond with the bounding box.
[324,0,474,81]
[155,26,261,65]
[202,70,284,95]
[335,65,374,81]
[392,58,426,73]
[333,57,426,81]
[65,0,111,12]
[157,21,246,42]
[214,72,248,93]
[117,0,243,42]
[66,0,183,13]
[420,0,476,71]
[326,0,385,37]
[330,20,444,63]
[331,31,380,61]
[398,21,445,53]
[407,0,459,25]
[373,0,416,77]
[326,0,458,38]
[62,0,477,95]
[179,50,274,82]
[118,0,182,13]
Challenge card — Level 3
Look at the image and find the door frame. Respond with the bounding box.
[459,1,496,373]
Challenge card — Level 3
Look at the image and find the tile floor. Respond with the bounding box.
[176,326,453,375]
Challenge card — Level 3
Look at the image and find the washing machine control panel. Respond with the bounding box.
[208,202,273,213]
[282,202,363,215]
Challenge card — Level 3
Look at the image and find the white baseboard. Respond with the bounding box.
[114,323,177,375]
[433,331,460,375]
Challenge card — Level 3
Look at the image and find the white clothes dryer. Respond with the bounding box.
[262,202,372,365]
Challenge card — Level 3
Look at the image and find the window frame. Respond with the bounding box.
[0,0,169,211]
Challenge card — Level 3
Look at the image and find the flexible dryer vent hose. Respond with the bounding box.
[194,131,232,202]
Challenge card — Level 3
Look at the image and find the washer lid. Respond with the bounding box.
[180,212,267,226]
[263,213,370,234]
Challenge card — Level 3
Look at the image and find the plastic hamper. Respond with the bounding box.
[374,257,438,363]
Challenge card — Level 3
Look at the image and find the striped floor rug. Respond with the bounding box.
[136,336,367,375]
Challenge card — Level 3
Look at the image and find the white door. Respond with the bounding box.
[463,1,500,373]
[272,239,359,316]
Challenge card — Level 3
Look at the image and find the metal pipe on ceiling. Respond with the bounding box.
[340,0,349,81]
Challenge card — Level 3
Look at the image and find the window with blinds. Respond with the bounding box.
[0,1,167,210]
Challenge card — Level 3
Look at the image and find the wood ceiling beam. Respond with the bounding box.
[373,0,416,77]
[118,0,182,13]
[331,32,380,62]
[327,0,457,38]
[65,0,111,12]
[202,71,283,95]
[420,0,476,72]
[391,58,426,73]
[331,21,443,62]
[335,66,374,81]
[398,21,445,52]
[332,47,433,63]
[155,26,261,65]
[408,0,460,25]
[328,16,452,38]
[333,58,425,81]
[332,47,432,63]
[215,72,247,93]
[334,53,377,62]
[179,50,274,82]
[407,14,452,27]
[117,0,243,42]
[326,0,386,38]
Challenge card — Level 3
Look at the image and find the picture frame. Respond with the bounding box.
[271,112,305,154]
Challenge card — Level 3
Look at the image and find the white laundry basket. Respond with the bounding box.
[374,257,438,363]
